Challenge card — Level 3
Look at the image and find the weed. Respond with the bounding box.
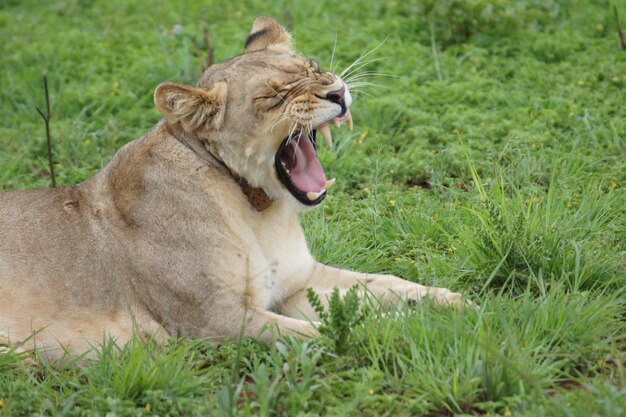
[307,286,365,355]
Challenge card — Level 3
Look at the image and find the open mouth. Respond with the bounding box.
[275,110,353,206]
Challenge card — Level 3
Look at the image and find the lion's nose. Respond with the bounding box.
[326,87,346,111]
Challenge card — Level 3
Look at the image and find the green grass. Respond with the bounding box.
[1,0,625,415]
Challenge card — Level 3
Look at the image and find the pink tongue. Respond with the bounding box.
[290,136,326,193]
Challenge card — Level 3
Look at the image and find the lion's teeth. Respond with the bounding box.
[346,112,353,131]
[318,125,333,147]
[306,189,326,201]
[323,178,336,190]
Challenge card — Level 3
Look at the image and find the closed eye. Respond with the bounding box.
[308,59,323,74]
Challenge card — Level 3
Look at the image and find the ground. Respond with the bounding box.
[0,0,624,416]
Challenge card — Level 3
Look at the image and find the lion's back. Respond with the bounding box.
[0,186,107,286]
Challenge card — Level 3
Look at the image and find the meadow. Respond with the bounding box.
[0,0,624,416]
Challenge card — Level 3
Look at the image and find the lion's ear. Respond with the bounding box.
[154,82,227,132]
[244,16,293,53]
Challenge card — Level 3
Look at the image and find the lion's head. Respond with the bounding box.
[154,16,353,208]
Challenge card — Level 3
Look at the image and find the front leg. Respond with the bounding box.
[208,305,319,342]
[278,263,465,321]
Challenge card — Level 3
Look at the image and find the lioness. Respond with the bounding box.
[0,17,466,359]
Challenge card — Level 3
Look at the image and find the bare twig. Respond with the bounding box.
[615,5,626,51]
[201,10,214,72]
[35,76,56,188]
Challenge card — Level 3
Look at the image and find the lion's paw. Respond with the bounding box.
[405,286,475,310]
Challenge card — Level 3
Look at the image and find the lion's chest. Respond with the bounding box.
[250,207,314,308]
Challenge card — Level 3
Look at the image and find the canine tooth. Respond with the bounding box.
[306,189,327,201]
[347,112,354,131]
[319,124,333,147]
[323,178,336,190]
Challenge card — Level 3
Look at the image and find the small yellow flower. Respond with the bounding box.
[145,403,152,411]
[389,199,396,207]
[367,389,374,395]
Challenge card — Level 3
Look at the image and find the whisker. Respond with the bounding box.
[270,114,291,133]
[289,123,298,142]
[349,90,373,97]
[339,36,389,78]
[341,58,385,79]
[344,70,397,79]
[292,126,306,164]
[329,32,339,73]
[347,81,388,89]
[344,72,398,83]
[265,81,288,105]
[286,121,299,147]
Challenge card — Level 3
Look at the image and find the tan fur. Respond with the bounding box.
[0,17,467,359]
